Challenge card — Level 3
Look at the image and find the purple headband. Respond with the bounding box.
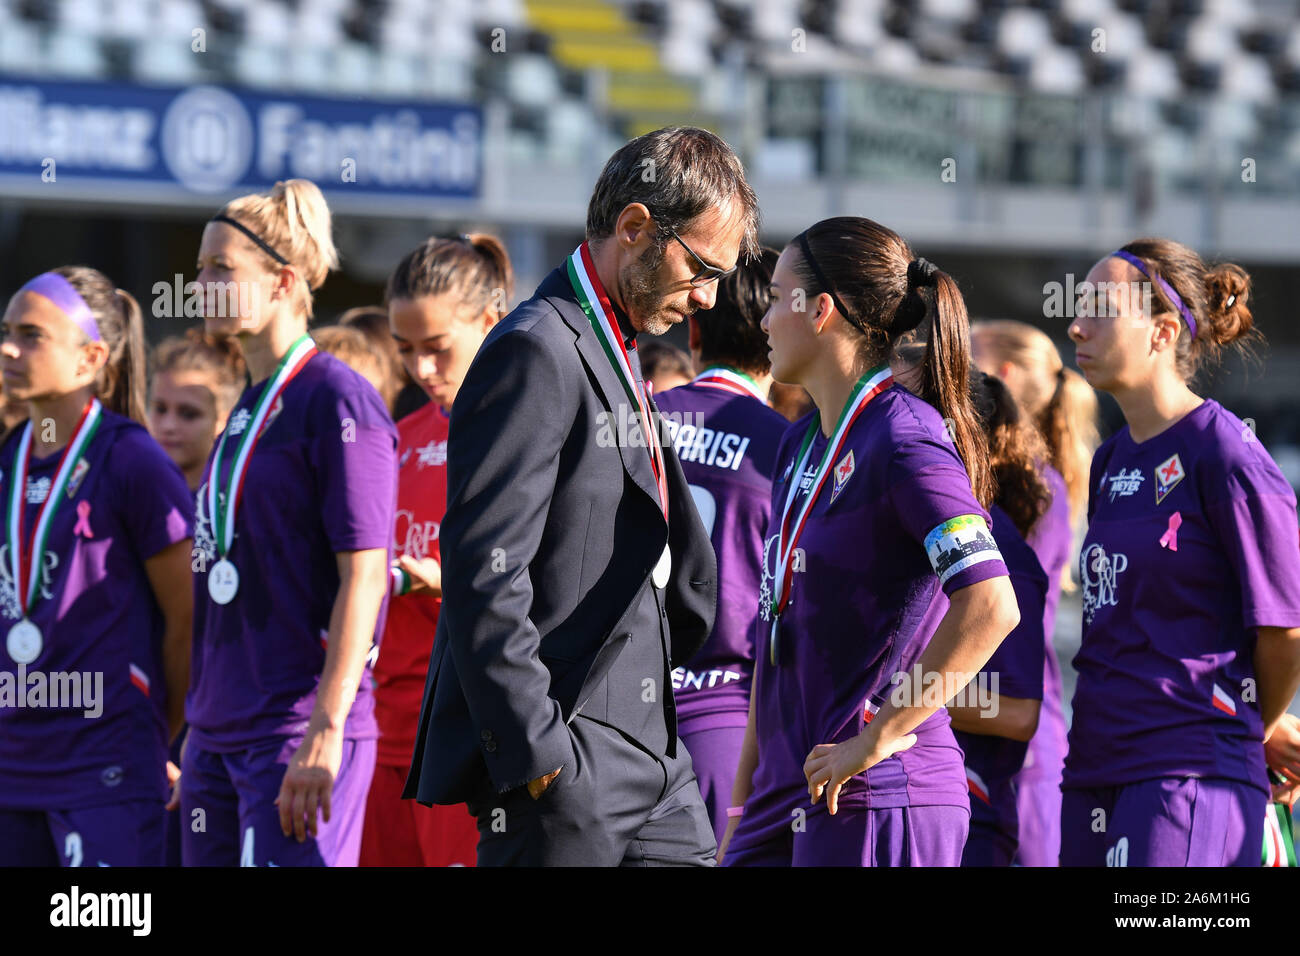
[16,272,101,342]
[1109,250,1197,340]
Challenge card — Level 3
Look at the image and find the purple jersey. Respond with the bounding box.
[1017,465,1070,784]
[728,385,1009,855]
[1063,399,1300,793]
[653,378,787,723]
[0,412,193,809]
[954,504,1046,855]
[187,351,398,751]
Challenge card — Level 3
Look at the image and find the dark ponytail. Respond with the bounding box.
[970,370,1051,537]
[913,271,995,507]
[385,232,515,320]
[54,266,148,424]
[791,218,993,506]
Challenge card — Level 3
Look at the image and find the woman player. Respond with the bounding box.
[895,346,1051,866]
[1062,239,1300,866]
[359,233,512,867]
[311,325,391,402]
[719,217,1021,866]
[653,248,789,846]
[148,329,246,865]
[970,319,1099,866]
[0,267,194,866]
[149,330,246,493]
[335,305,411,417]
[181,179,398,867]
[948,372,1050,866]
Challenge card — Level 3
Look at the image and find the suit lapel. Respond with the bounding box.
[540,268,667,524]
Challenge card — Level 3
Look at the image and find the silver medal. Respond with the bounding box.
[208,558,240,605]
[6,619,42,665]
[652,543,671,589]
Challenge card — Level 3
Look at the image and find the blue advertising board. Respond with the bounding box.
[0,76,481,200]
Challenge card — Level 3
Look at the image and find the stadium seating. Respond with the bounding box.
[1,0,1298,190]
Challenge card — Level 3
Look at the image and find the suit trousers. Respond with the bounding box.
[465,712,717,866]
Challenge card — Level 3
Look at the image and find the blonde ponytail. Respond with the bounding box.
[218,178,339,316]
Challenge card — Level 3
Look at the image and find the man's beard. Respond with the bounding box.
[620,242,689,336]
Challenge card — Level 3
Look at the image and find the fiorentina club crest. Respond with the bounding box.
[830,450,855,504]
[260,395,285,435]
[66,457,90,497]
[1154,453,1185,504]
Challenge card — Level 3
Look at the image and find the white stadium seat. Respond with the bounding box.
[920,0,977,24]
[1030,47,1087,96]
[375,52,421,98]
[504,54,561,110]
[244,3,292,49]
[0,16,42,73]
[46,31,106,78]
[134,35,205,84]
[834,0,886,51]
[233,41,288,88]
[1221,55,1277,104]
[1126,51,1181,99]
[289,45,332,90]
[1186,15,1239,66]
[333,42,378,95]
[997,9,1053,61]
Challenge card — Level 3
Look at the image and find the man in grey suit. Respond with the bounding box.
[403,127,761,865]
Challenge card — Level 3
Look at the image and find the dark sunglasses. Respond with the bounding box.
[663,225,737,288]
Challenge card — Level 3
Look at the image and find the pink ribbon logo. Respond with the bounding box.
[1158,511,1181,551]
[73,500,93,539]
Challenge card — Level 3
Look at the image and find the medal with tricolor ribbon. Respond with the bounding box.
[767,364,893,665]
[4,397,103,664]
[205,334,316,605]
[692,365,765,403]
[567,243,673,587]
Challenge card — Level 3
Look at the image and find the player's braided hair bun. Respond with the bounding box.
[1117,238,1260,379]
[1202,263,1253,348]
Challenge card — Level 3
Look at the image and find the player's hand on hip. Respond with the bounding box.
[1265,712,1300,784]
[277,728,343,842]
[399,555,442,597]
[804,730,916,815]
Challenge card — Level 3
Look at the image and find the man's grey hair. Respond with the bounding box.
[585,127,761,262]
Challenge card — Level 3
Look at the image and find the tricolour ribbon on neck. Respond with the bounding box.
[692,365,765,403]
[567,243,668,519]
[768,365,894,657]
[7,397,103,615]
[207,334,316,558]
